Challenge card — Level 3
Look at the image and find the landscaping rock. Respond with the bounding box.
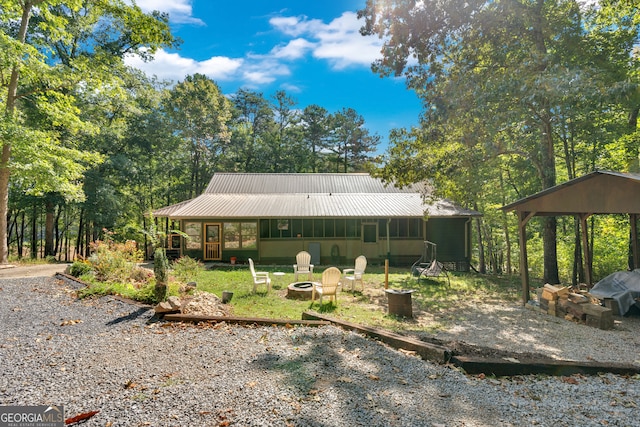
[167,295,182,310]
[154,301,177,314]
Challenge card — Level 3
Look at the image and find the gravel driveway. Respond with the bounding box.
[1,274,639,426]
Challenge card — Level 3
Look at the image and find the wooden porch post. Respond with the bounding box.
[579,213,593,286]
[517,211,533,306]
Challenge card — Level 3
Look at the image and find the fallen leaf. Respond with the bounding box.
[368,374,380,381]
[562,376,579,385]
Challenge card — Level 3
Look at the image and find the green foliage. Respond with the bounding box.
[363,0,640,281]
[69,260,92,277]
[87,232,143,282]
[153,247,169,302]
[171,256,203,284]
[153,248,169,284]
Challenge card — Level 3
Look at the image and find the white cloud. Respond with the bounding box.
[270,12,383,69]
[125,7,383,89]
[134,0,204,25]
[241,57,291,85]
[311,12,383,69]
[125,50,243,83]
[271,38,315,60]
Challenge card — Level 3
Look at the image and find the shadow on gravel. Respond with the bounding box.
[106,307,152,326]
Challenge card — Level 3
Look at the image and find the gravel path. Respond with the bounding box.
[1,275,639,427]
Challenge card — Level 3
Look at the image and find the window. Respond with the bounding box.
[184,222,201,249]
[224,223,240,248]
[224,222,257,249]
[241,222,257,248]
[363,224,377,243]
[169,234,181,249]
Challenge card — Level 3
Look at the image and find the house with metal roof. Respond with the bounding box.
[154,173,481,268]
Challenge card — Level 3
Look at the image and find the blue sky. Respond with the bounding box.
[125,0,423,153]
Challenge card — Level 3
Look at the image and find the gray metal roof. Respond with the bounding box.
[204,173,426,194]
[502,170,640,215]
[155,173,481,219]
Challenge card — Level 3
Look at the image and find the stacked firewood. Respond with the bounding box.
[533,284,614,330]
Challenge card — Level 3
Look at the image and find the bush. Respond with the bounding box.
[171,256,203,284]
[130,266,154,287]
[69,260,92,277]
[88,234,143,282]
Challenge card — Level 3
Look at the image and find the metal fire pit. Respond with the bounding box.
[286,282,318,300]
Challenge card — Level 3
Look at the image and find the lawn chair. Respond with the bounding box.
[342,255,367,292]
[312,267,341,306]
[249,258,271,293]
[293,251,314,281]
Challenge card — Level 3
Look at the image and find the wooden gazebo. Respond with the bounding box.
[502,170,640,305]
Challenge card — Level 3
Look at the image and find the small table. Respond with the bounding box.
[272,271,285,289]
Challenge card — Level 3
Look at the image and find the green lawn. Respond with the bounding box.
[191,263,529,334]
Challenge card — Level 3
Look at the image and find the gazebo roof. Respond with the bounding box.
[502,170,640,215]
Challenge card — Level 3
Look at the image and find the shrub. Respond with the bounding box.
[88,233,143,282]
[171,256,203,284]
[130,266,154,287]
[69,260,92,277]
[153,248,169,302]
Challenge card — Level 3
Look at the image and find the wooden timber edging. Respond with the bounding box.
[450,355,640,377]
[302,311,640,377]
[163,313,330,327]
[302,311,452,364]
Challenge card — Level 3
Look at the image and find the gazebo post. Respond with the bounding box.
[517,211,532,306]
[631,214,640,270]
[579,213,593,286]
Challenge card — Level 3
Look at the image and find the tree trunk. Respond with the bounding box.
[44,199,55,257]
[0,2,35,264]
[540,114,559,284]
[76,208,84,259]
[18,211,25,259]
[31,203,37,259]
[474,204,486,274]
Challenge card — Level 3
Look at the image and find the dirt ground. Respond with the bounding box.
[0,263,70,279]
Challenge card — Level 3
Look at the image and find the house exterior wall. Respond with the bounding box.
[174,216,471,269]
[426,217,472,270]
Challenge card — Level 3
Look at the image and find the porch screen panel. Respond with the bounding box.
[313,219,324,238]
[303,219,313,238]
[378,219,387,238]
[346,219,360,237]
[409,218,423,238]
[324,219,335,237]
[260,219,269,238]
[292,219,303,238]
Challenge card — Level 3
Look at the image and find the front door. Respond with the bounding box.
[204,223,221,260]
